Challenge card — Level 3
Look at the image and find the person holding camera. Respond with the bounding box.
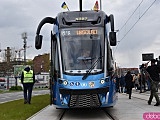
[145,59,160,106]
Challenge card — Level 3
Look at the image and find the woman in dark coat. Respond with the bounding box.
[125,71,134,99]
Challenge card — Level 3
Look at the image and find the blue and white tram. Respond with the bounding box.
[35,2,117,109]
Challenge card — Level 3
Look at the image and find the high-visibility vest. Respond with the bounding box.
[23,70,34,83]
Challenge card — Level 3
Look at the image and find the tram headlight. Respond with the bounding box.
[100,79,105,84]
[63,80,68,86]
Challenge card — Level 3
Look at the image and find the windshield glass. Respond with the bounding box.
[60,27,104,74]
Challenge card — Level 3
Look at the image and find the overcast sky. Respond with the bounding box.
[0,0,160,68]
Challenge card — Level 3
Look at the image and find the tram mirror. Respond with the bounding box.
[35,35,43,49]
[109,32,116,46]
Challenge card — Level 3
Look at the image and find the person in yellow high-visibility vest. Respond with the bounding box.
[21,66,35,104]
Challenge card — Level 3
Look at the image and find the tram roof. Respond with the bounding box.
[57,10,109,28]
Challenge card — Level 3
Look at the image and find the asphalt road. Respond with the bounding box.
[0,89,49,103]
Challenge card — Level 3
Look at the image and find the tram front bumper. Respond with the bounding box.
[59,87,109,108]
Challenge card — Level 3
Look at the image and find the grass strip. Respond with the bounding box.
[0,94,50,120]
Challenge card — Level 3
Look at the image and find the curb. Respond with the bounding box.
[26,105,50,120]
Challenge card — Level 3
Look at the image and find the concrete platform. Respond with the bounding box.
[27,89,160,120]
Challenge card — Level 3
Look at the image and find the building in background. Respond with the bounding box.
[115,67,139,76]
[33,53,50,74]
[0,47,50,89]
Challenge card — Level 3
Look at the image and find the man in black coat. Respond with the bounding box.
[125,71,133,99]
[146,59,160,106]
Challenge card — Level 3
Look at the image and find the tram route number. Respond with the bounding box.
[61,31,71,36]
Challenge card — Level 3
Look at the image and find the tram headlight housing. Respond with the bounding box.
[105,77,109,82]
[63,80,68,86]
[100,77,109,84]
[59,79,68,86]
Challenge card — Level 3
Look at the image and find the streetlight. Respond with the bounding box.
[21,32,27,65]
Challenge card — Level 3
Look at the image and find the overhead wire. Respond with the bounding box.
[119,0,144,31]
[114,0,157,54]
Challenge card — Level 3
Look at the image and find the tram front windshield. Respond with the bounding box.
[60,27,104,74]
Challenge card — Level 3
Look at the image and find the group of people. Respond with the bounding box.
[115,71,134,99]
[115,73,151,94]
[20,59,160,107]
[115,59,160,106]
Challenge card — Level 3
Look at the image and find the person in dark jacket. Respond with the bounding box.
[21,66,35,104]
[146,59,160,106]
[115,75,120,92]
[120,74,125,93]
[125,71,133,99]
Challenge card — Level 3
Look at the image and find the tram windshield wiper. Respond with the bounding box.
[82,56,103,80]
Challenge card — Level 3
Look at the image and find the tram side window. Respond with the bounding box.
[107,43,113,72]
[54,46,60,79]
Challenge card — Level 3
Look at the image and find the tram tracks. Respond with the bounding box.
[103,108,119,120]
[57,108,119,120]
[57,110,66,120]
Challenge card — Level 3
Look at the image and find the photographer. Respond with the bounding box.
[139,64,146,93]
[145,59,160,106]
